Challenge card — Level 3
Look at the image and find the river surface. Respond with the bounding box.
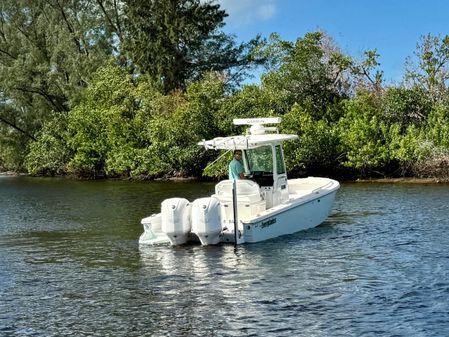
[1,176,449,337]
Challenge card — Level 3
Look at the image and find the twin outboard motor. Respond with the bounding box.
[161,198,191,245]
[191,197,221,245]
[160,197,222,245]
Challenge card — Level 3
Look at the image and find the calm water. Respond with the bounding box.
[1,176,449,337]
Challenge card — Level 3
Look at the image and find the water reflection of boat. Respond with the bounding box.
[139,118,339,246]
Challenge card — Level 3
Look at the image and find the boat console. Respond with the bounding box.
[247,171,274,187]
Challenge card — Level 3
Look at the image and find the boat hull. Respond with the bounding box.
[139,177,339,246]
[243,189,337,243]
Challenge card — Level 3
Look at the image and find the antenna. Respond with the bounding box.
[233,117,281,135]
[233,117,281,126]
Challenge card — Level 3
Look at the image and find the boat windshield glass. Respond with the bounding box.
[246,146,273,173]
[275,145,285,174]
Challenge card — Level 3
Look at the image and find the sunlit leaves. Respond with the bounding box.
[405,34,449,103]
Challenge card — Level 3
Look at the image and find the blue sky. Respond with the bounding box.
[217,0,449,84]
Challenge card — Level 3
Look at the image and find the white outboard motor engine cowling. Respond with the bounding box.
[191,197,221,245]
[161,198,191,245]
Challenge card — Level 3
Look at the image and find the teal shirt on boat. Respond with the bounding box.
[228,159,244,180]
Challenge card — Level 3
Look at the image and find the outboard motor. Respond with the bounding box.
[161,198,191,245]
[191,197,221,245]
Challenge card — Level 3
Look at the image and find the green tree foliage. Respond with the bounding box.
[351,49,384,93]
[122,0,266,93]
[215,84,283,136]
[389,125,425,175]
[140,72,226,177]
[67,63,141,177]
[339,92,393,173]
[398,105,449,178]
[381,86,432,131]
[12,21,449,181]
[281,103,342,175]
[425,105,449,149]
[261,32,352,121]
[0,0,115,170]
[338,90,432,177]
[405,34,449,103]
[26,113,72,175]
[28,63,228,179]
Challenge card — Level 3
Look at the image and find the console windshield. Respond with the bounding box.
[246,146,273,173]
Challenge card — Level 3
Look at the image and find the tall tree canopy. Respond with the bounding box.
[122,0,265,93]
[0,0,267,171]
[3,1,449,180]
[261,32,353,121]
[0,0,115,169]
[405,34,449,103]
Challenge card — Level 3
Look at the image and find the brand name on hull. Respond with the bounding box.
[261,218,277,228]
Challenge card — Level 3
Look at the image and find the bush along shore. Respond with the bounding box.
[2,2,449,181]
[16,58,449,182]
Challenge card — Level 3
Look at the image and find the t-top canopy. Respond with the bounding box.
[198,133,298,150]
[198,117,298,150]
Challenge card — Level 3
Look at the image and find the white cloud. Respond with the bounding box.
[257,3,276,20]
[217,0,277,25]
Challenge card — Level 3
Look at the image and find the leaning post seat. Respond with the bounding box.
[214,180,261,202]
[213,180,266,222]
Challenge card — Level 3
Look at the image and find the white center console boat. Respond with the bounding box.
[139,117,340,245]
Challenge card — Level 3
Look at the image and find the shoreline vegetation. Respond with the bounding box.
[2,170,449,185]
[2,1,449,182]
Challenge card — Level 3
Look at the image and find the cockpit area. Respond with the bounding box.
[242,144,286,188]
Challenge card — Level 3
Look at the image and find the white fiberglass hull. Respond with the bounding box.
[139,177,339,246]
[241,187,336,243]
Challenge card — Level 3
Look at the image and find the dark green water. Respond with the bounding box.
[1,176,449,336]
